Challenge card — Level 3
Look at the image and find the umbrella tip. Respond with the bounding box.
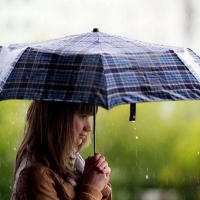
[93,28,99,32]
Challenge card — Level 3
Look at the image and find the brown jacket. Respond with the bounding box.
[11,158,112,200]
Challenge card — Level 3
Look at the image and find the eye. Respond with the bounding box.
[79,114,87,119]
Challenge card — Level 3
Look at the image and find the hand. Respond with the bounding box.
[92,153,111,178]
[82,153,111,192]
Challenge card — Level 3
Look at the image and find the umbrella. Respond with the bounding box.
[1,28,200,153]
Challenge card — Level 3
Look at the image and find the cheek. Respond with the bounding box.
[74,120,82,133]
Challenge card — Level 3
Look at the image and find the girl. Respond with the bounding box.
[11,101,112,200]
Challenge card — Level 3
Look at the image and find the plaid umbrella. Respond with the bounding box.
[1,28,200,152]
[1,28,200,108]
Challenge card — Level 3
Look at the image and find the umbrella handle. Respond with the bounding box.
[129,103,136,122]
[93,105,96,155]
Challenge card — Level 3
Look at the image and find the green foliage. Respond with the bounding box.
[1,100,200,199]
[82,101,200,199]
[0,100,30,200]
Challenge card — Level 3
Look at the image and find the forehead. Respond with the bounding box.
[76,104,94,115]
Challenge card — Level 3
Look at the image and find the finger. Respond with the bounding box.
[84,160,95,172]
[85,156,93,164]
[85,156,94,169]
[95,155,106,167]
[105,173,110,179]
[96,160,108,170]
[93,153,102,162]
[103,166,111,175]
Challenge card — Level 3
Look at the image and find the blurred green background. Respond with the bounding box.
[1,0,200,199]
[1,100,200,199]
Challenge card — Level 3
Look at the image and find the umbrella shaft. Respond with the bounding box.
[93,105,96,155]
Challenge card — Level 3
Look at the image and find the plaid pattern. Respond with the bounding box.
[1,30,200,109]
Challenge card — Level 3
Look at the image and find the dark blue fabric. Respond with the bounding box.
[1,31,200,109]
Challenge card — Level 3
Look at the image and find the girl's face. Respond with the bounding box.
[73,113,92,145]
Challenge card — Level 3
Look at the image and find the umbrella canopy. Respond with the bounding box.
[1,28,200,109]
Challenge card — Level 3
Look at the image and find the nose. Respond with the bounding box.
[84,119,92,132]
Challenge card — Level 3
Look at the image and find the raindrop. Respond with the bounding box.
[198,151,200,155]
[13,147,16,151]
[146,175,149,179]
[135,136,139,140]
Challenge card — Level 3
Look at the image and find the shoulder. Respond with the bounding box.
[12,160,76,199]
[15,161,56,189]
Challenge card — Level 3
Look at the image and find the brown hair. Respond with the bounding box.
[14,100,96,179]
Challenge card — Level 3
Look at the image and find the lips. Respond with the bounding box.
[79,134,87,138]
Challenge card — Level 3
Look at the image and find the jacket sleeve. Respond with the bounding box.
[77,183,112,200]
[101,184,112,200]
[78,184,103,200]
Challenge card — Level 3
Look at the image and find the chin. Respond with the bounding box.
[77,140,83,145]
